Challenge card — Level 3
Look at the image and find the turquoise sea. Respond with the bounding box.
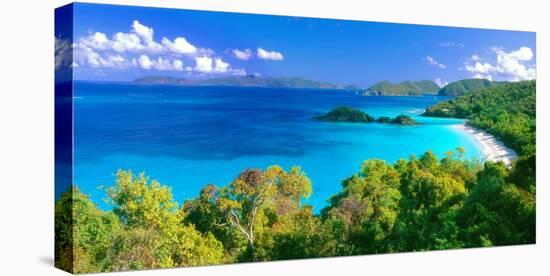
[73,81,482,211]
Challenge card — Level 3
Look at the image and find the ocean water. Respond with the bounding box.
[73,81,482,211]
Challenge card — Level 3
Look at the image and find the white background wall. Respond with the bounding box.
[0,0,548,275]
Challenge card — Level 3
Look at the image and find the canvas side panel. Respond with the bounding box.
[54,3,74,274]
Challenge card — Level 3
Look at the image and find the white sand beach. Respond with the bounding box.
[454,124,517,167]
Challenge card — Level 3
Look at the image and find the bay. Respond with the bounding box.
[73,81,481,211]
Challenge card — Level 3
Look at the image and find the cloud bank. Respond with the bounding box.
[74,20,246,75]
[464,47,536,81]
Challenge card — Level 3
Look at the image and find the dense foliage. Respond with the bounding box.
[314,106,375,123]
[55,171,225,273]
[315,107,417,125]
[376,114,418,125]
[424,80,535,157]
[56,147,535,272]
[56,80,535,272]
[366,80,440,96]
[437,78,506,96]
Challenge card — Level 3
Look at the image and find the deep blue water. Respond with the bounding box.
[73,81,482,211]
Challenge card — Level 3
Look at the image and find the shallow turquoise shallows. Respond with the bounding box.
[73,81,482,212]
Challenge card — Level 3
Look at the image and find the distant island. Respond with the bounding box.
[437,78,507,96]
[314,106,418,125]
[135,76,512,100]
[365,80,440,96]
[134,75,362,90]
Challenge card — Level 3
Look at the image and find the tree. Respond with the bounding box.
[55,187,120,273]
[183,166,312,260]
[457,162,535,246]
[105,170,225,270]
[323,159,401,254]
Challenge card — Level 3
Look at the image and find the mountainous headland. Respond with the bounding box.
[365,80,440,96]
[437,78,508,96]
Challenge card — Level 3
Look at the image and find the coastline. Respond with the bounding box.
[453,123,517,167]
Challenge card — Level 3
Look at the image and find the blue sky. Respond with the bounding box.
[61,3,536,87]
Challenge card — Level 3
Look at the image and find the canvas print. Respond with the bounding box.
[55,3,536,273]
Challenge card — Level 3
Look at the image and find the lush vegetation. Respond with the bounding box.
[366,80,440,96]
[56,147,535,272]
[438,78,507,96]
[56,80,535,273]
[315,107,417,125]
[424,80,535,158]
[376,114,418,125]
[314,106,375,123]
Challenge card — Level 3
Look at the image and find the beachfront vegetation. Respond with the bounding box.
[55,147,535,273]
[424,80,535,192]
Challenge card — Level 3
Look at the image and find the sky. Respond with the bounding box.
[57,3,537,88]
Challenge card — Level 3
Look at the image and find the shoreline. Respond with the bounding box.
[453,123,517,167]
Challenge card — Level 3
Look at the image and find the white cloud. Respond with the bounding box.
[173,59,184,71]
[161,37,197,55]
[131,20,163,53]
[132,20,154,42]
[468,62,495,74]
[257,48,284,60]
[111,32,143,53]
[501,46,533,61]
[464,46,536,81]
[135,54,184,71]
[74,43,132,69]
[132,20,163,53]
[232,48,253,60]
[78,21,163,55]
[214,58,230,72]
[74,20,201,72]
[193,55,244,75]
[73,20,244,74]
[137,54,152,69]
[152,57,181,71]
[434,78,449,88]
[79,32,110,50]
[471,54,480,61]
[93,53,129,69]
[195,56,213,72]
[426,56,446,69]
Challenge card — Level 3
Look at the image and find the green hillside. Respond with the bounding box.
[438,78,507,96]
[366,80,440,95]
